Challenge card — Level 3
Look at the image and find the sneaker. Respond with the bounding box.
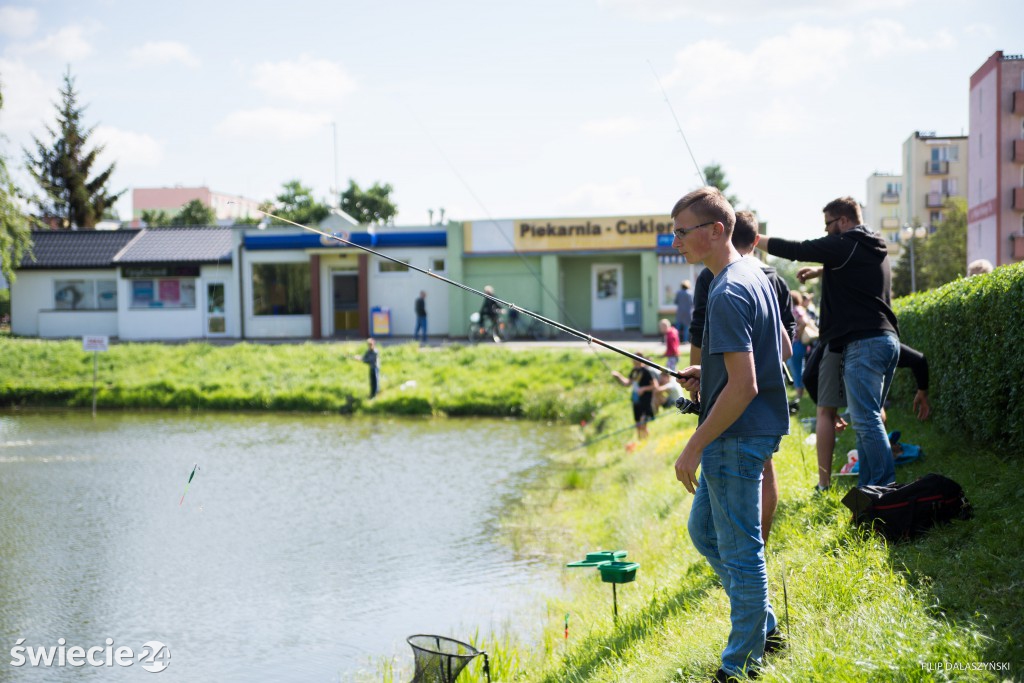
[788,400,800,414]
[713,667,757,682]
[813,483,830,494]
[764,627,787,656]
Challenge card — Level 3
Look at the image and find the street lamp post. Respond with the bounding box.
[902,225,927,292]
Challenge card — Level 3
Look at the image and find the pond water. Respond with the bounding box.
[0,411,573,681]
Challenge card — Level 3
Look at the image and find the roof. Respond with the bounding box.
[114,226,234,265]
[19,229,142,269]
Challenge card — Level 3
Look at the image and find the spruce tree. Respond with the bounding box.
[23,68,124,229]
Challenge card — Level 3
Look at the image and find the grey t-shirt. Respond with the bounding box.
[699,258,790,438]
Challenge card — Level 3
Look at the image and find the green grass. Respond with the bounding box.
[0,338,621,422]
[414,401,1023,682]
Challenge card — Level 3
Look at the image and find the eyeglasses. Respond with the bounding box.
[824,217,842,228]
[672,221,715,239]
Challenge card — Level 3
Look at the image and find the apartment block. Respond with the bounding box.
[864,172,903,256]
[967,50,1024,267]
[901,131,968,234]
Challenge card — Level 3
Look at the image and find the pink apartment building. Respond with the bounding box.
[968,50,1024,267]
[132,186,262,226]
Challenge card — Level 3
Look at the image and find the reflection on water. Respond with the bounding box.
[0,411,572,681]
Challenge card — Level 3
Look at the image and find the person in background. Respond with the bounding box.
[659,318,681,371]
[414,291,428,344]
[479,285,501,332]
[967,259,994,276]
[610,354,658,441]
[757,196,899,489]
[789,290,811,409]
[354,338,381,399]
[675,280,694,343]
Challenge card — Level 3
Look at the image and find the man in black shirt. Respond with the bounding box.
[756,197,900,488]
[414,291,427,344]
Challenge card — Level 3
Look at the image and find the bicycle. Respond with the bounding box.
[467,311,507,343]
[505,309,550,340]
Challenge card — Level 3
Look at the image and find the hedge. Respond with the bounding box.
[892,262,1024,453]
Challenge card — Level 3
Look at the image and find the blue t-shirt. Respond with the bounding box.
[699,258,790,438]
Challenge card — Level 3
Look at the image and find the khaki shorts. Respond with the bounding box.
[818,346,847,408]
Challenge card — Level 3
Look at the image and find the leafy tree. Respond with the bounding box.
[23,68,124,229]
[703,163,740,207]
[339,179,397,225]
[891,225,926,297]
[271,180,329,226]
[173,199,216,226]
[1,82,32,284]
[922,197,967,288]
[141,209,173,227]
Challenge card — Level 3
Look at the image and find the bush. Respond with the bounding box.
[893,263,1024,452]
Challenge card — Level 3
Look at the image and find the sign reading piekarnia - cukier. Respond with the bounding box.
[511,215,674,252]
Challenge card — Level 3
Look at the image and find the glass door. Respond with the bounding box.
[206,282,227,336]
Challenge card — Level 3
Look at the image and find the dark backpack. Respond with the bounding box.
[841,473,973,542]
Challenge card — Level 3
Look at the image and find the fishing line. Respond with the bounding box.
[647,60,707,187]
[251,208,687,380]
[408,109,618,375]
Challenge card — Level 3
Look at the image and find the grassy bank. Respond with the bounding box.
[0,338,623,422]
[426,401,1022,682]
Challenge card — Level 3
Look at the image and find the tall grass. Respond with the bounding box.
[433,400,1023,682]
[0,339,622,422]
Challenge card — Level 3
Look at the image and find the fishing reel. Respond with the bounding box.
[675,396,701,416]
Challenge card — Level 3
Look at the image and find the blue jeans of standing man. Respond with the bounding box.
[688,435,781,678]
[414,314,427,343]
[842,333,899,487]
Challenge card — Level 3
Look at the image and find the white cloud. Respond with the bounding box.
[599,0,918,22]
[862,19,955,57]
[215,108,333,142]
[751,97,808,135]
[0,7,38,39]
[250,55,356,105]
[557,177,656,214]
[93,126,164,168]
[9,25,94,61]
[664,25,853,101]
[0,59,54,137]
[581,117,644,136]
[128,41,200,69]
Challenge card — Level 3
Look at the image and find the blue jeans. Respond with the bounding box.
[688,435,781,677]
[676,322,690,343]
[414,315,427,343]
[843,334,899,486]
[787,341,806,390]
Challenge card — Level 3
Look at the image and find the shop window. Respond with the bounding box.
[378,258,410,273]
[430,257,446,272]
[54,279,117,310]
[252,263,310,316]
[130,279,196,309]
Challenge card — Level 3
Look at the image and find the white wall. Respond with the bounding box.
[366,248,449,337]
[11,269,118,337]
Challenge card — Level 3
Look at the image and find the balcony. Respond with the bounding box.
[925,160,949,175]
[1014,139,1024,163]
[926,191,948,208]
[1014,90,1024,114]
[1015,187,1024,211]
[880,192,900,204]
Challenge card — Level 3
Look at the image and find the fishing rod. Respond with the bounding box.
[252,208,690,380]
[648,60,707,187]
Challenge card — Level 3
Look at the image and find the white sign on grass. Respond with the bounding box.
[82,335,109,352]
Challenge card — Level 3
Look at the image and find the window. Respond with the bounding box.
[378,258,410,273]
[54,279,117,310]
[130,278,196,309]
[430,257,446,272]
[252,263,310,316]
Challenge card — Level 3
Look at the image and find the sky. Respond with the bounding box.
[0,0,1021,240]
